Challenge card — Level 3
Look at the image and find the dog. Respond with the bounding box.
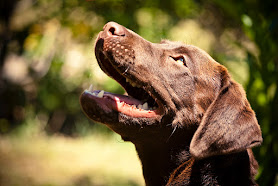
[80,22,262,186]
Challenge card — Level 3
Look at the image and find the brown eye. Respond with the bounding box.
[176,57,184,63]
[170,56,186,66]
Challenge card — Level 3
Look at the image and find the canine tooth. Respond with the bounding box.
[138,104,143,109]
[142,102,148,110]
[97,90,104,98]
[88,84,94,91]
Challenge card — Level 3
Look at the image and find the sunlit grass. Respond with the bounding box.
[0,125,144,186]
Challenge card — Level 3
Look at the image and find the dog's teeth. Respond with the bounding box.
[88,84,94,92]
[137,103,152,110]
[142,102,148,110]
[97,90,104,98]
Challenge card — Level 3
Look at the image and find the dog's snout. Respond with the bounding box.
[103,22,126,37]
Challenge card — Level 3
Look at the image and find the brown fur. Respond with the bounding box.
[80,22,262,185]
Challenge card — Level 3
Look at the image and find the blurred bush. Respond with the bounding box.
[0,0,277,185]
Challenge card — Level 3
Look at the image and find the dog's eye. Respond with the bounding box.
[170,56,187,66]
[176,57,184,63]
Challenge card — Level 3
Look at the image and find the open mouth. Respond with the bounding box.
[82,40,163,118]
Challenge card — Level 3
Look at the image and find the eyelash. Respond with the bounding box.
[170,56,187,66]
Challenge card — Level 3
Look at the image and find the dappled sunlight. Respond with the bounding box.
[2,55,29,84]
[135,8,171,42]
[63,46,88,79]
[168,19,215,52]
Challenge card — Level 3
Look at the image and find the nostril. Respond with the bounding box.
[109,27,116,35]
[106,23,126,37]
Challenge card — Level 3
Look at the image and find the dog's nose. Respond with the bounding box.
[103,22,126,37]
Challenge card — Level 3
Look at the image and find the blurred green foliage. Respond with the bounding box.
[0,0,277,185]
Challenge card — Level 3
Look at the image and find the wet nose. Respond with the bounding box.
[103,22,126,37]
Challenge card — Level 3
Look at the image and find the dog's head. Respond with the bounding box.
[80,22,262,159]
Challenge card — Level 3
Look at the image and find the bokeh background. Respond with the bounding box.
[0,0,277,185]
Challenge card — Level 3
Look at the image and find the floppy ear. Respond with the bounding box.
[190,67,262,159]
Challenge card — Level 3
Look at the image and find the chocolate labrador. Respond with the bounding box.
[80,22,262,186]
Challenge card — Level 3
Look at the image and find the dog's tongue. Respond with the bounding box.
[85,89,144,107]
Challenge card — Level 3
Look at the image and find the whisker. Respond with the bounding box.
[123,66,130,75]
[167,125,177,142]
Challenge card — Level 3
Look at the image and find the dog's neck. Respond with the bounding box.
[135,143,185,185]
[135,143,257,186]
[133,130,194,186]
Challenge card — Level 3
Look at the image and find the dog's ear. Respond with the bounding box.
[190,66,262,159]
